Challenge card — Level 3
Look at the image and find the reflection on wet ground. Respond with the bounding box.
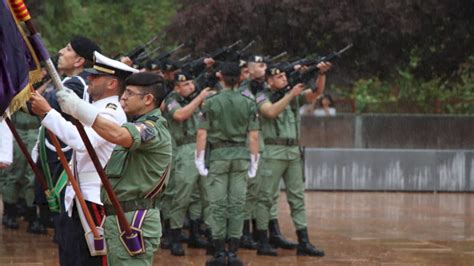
[1,192,473,265]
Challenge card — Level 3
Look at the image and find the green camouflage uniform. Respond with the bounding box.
[163,91,208,229]
[255,89,308,231]
[198,88,259,240]
[238,82,263,221]
[2,111,40,207]
[103,108,172,266]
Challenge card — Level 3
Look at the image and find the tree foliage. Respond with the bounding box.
[27,0,175,55]
[165,0,474,82]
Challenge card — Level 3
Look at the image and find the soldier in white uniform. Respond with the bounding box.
[31,36,102,235]
[0,119,13,222]
[0,120,13,169]
[30,51,138,266]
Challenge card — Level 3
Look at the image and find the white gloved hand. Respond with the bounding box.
[194,150,208,176]
[247,154,260,178]
[57,88,99,127]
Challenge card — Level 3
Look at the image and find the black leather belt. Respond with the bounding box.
[104,198,155,216]
[175,137,195,146]
[210,141,246,149]
[264,138,299,146]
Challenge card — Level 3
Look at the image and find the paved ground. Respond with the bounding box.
[1,192,473,265]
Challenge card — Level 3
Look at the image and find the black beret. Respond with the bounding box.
[266,63,287,76]
[220,62,241,77]
[70,36,101,62]
[145,59,161,71]
[174,71,193,82]
[247,55,265,63]
[160,59,181,72]
[125,72,164,86]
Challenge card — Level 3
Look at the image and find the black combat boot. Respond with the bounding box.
[2,201,9,226]
[39,205,54,228]
[256,230,277,256]
[16,198,27,219]
[240,219,257,249]
[26,206,47,234]
[3,202,19,229]
[170,228,185,256]
[251,219,258,242]
[269,219,297,249]
[188,219,207,248]
[205,239,226,266]
[296,228,325,257]
[161,219,171,249]
[227,238,243,266]
[205,228,215,255]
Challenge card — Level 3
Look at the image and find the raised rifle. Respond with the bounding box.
[156,43,184,62]
[270,43,354,103]
[126,35,160,61]
[134,45,162,63]
[264,51,288,64]
[183,40,243,77]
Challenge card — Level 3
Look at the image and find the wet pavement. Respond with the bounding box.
[1,192,473,265]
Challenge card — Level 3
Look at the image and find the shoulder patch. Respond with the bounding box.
[241,89,255,100]
[134,121,157,142]
[166,100,179,112]
[105,103,118,110]
[256,93,267,104]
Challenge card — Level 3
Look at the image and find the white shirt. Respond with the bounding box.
[41,95,127,214]
[314,107,336,116]
[0,120,13,165]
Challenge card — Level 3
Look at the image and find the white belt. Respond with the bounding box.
[78,171,100,183]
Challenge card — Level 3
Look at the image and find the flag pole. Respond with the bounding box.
[3,115,48,192]
[8,0,134,237]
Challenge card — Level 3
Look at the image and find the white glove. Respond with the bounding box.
[247,154,260,178]
[194,150,208,176]
[57,88,99,127]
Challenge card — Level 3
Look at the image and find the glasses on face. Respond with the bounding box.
[122,89,146,98]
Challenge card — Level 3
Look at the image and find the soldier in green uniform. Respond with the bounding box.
[240,56,298,250]
[163,71,211,255]
[195,62,260,266]
[237,58,259,249]
[57,72,172,266]
[2,111,42,232]
[254,62,331,257]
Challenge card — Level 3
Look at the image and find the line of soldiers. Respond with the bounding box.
[1,35,332,266]
[147,51,331,266]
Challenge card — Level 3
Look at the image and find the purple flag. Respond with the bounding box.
[0,0,36,114]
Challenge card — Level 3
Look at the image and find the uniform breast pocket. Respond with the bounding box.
[105,146,130,178]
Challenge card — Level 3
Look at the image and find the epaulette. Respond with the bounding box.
[164,91,177,101]
[146,115,160,122]
[241,88,255,100]
[105,103,118,110]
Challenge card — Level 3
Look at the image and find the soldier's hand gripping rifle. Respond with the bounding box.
[270,43,353,103]
[289,43,354,72]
